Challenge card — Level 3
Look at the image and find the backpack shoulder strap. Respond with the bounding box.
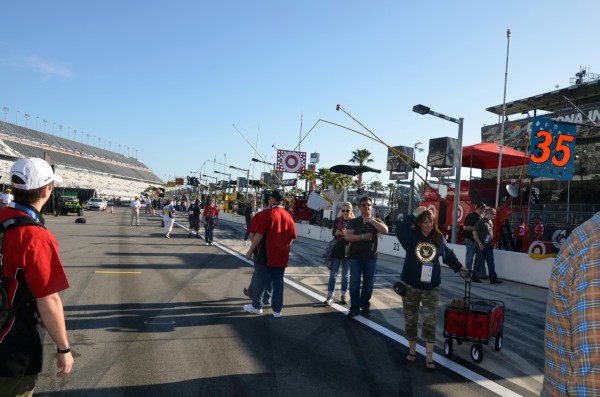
[0,216,45,261]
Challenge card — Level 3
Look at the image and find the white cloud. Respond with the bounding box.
[2,54,74,79]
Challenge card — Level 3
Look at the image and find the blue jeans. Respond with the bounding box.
[327,258,349,297]
[248,260,273,304]
[465,238,487,277]
[348,257,377,314]
[205,222,215,242]
[474,245,498,282]
[252,264,285,313]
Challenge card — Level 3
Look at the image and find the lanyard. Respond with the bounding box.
[9,203,40,222]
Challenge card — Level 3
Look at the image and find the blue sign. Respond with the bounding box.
[529,117,577,180]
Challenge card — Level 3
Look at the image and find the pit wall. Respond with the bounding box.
[221,213,553,289]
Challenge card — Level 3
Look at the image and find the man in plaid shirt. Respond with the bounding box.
[542,212,600,396]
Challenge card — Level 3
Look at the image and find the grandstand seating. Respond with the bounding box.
[0,120,163,197]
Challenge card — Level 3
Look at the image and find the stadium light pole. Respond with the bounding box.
[16,110,19,125]
[2,107,7,121]
[24,113,30,127]
[229,165,250,205]
[214,170,232,193]
[412,104,464,244]
[408,142,424,212]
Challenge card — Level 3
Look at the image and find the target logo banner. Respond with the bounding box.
[276,150,306,174]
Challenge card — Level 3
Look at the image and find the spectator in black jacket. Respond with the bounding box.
[396,206,466,371]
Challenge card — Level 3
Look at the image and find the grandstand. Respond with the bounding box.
[0,120,163,198]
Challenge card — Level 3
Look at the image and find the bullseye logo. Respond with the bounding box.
[276,150,306,174]
[528,240,546,255]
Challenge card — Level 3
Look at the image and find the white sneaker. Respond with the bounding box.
[324,296,333,305]
[243,304,262,314]
[273,312,282,318]
[205,242,210,246]
[245,240,248,246]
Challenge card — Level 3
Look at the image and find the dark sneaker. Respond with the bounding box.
[471,277,482,283]
[243,288,249,297]
[480,275,490,280]
[490,279,503,284]
[340,296,347,305]
[324,296,333,305]
[360,308,371,315]
[347,311,359,319]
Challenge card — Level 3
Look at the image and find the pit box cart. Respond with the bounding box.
[443,271,505,363]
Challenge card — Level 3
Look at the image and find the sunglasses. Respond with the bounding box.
[341,209,350,213]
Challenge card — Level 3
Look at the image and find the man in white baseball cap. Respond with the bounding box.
[0,158,73,394]
[9,157,63,190]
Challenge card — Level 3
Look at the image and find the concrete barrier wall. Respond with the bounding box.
[221,213,553,289]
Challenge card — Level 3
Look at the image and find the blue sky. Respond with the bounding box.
[2,1,600,187]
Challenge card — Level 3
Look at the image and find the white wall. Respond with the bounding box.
[220,213,553,288]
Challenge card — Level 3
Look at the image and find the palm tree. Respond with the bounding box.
[369,180,384,206]
[349,148,374,186]
[331,173,354,189]
[386,182,397,207]
[299,168,317,191]
[316,168,333,191]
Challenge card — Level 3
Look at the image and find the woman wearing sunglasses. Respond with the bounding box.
[324,202,355,305]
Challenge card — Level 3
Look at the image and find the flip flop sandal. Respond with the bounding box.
[426,361,436,371]
[406,353,417,363]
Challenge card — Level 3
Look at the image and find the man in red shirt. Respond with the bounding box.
[244,190,297,317]
[513,217,530,252]
[0,158,74,395]
[202,198,219,245]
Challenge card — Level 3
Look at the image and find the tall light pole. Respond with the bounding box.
[214,170,232,193]
[412,104,464,244]
[24,113,30,127]
[16,110,19,125]
[3,107,8,121]
[43,119,48,132]
[229,165,250,205]
[495,28,512,208]
[408,142,424,212]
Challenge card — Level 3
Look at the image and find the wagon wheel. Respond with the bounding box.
[494,333,503,351]
[444,339,453,359]
[471,344,483,363]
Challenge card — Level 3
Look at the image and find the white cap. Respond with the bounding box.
[10,158,63,190]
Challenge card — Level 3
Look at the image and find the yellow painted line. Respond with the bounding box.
[95,271,142,275]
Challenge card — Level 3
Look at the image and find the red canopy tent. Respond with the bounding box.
[462,142,529,170]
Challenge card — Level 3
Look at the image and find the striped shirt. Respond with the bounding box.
[542,212,600,396]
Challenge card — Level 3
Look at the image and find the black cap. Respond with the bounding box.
[268,190,283,202]
[476,203,486,209]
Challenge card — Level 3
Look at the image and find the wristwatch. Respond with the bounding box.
[57,346,71,354]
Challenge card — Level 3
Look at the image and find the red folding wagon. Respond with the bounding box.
[443,271,505,363]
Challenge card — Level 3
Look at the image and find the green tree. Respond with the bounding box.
[299,168,317,191]
[369,180,384,205]
[316,168,333,190]
[349,148,374,186]
[386,182,397,207]
[331,173,354,189]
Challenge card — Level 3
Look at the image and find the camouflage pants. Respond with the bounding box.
[402,285,440,344]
